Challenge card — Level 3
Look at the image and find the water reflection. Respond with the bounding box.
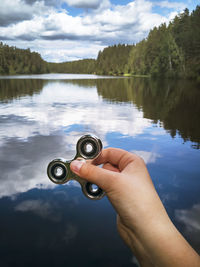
[96,78,200,148]
[0,186,130,267]
[175,204,200,252]
[131,150,161,164]
[0,78,151,198]
[1,77,199,147]
[0,75,200,265]
[0,134,74,198]
[0,79,44,102]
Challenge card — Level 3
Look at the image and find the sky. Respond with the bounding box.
[0,0,199,62]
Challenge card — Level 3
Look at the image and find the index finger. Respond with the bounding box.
[93,148,139,171]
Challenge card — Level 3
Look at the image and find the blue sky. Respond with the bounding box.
[0,0,199,62]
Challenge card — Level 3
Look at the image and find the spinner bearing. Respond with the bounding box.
[47,134,105,200]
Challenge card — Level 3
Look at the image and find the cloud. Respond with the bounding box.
[175,204,200,232]
[15,199,50,216]
[17,34,37,41]
[131,150,161,164]
[0,133,67,198]
[0,79,151,198]
[24,0,58,6]
[40,41,104,62]
[0,2,32,26]
[175,203,200,251]
[155,1,186,11]
[64,0,102,9]
[63,223,78,243]
[0,12,31,27]
[0,80,151,142]
[15,199,61,221]
[0,0,186,61]
[0,0,48,26]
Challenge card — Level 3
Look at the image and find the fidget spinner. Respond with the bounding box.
[47,134,105,200]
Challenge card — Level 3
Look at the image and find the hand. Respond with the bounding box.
[70,148,200,267]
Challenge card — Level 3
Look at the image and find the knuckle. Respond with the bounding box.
[81,163,94,179]
[135,155,146,165]
[130,151,145,164]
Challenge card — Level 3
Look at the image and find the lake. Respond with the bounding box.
[0,74,200,266]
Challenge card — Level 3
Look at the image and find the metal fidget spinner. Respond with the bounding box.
[47,134,105,200]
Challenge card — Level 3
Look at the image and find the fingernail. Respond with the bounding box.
[71,160,85,173]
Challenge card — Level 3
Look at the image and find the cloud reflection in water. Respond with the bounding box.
[175,204,200,232]
[0,79,152,199]
[132,150,161,164]
[15,199,61,222]
[175,204,200,252]
[0,76,200,264]
[0,81,151,141]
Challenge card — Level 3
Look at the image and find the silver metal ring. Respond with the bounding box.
[76,134,102,160]
[82,182,105,200]
[47,159,69,184]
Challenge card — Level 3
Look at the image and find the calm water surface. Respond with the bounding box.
[0,74,200,266]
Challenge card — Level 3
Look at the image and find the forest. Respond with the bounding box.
[0,43,48,74]
[96,6,200,79]
[0,5,199,80]
[48,59,96,74]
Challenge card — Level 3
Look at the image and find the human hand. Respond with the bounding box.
[70,148,200,267]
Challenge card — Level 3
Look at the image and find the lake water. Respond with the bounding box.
[0,74,200,266]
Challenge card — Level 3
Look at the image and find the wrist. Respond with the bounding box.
[130,207,200,267]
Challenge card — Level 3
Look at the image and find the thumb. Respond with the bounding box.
[70,160,119,191]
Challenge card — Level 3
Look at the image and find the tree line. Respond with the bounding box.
[96,6,200,80]
[47,59,96,74]
[0,5,199,80]
[0,43,48,74]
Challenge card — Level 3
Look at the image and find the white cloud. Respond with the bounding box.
[174,203,200,252]
[0,78,152,198]
[41,42,104,62]
[0,0,187,62]
[155,1,186,11]
[150,128,166,136]
[175,204,200,232]
[15,199,50,216]
[0,79,151,142]
[15,199,61,221]
[131,150,161,164]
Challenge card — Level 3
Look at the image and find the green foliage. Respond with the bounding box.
[96,5,200,80]
[0,79,44,102]
[125,40,146,75]
[0,43,49,75]
[144,24,184,78]
[125,23,185,78]
[170,6,200,78]
[96,44,132,75]
[48,59,96,74]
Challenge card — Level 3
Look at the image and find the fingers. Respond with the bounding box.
[70,148,142,191]
[93,148,139,171]
[102,163,120,173]
[70,160,120,191]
